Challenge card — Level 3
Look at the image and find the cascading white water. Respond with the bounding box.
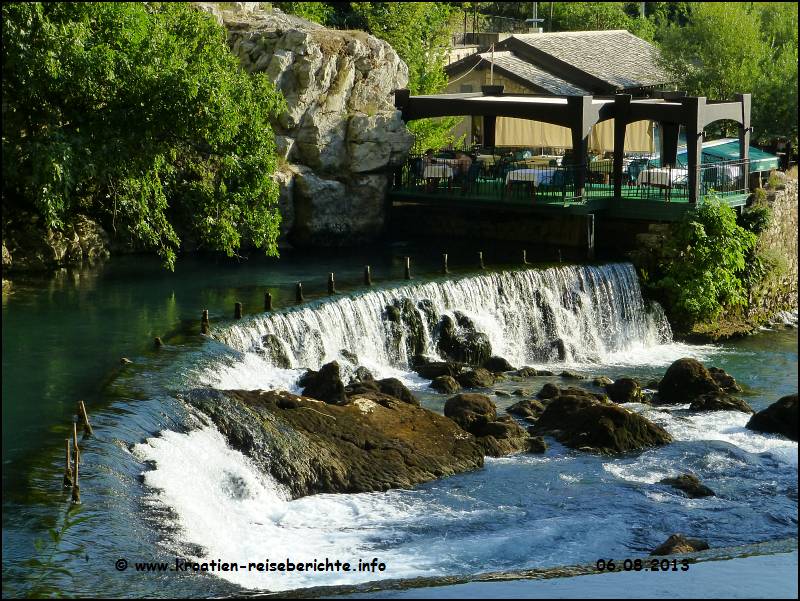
[211,263,671,374]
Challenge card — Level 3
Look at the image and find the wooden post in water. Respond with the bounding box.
[478,251,485,269]
[201,310,210,335]
[72,422,80,466]
[77,400,94,437]
[234,302,243,319]
[364,266,372,286]
[71,456,80,505]
[327,273,336,295]
[522,250,529,265]
[154,337,163,349]
[442,253,449,274]
[558,249,562,263]
[63,439,73,488]
[295,282,304,303]
[264,292,273,312]
[404,257,412,280]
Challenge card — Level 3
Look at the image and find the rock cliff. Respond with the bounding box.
[205,3,414,247]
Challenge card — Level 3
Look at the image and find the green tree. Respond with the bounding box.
[2,2,285,269]
[349,2,462,149]
[550,2,655,40]
[656,2,798,145]
[653,197,756,325]
[275,2,333,25]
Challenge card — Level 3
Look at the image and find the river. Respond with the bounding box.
[2,246,797,598]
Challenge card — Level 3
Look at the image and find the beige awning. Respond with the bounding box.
[492,117,654,152]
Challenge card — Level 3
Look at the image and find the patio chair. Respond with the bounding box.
[627,159,648,185]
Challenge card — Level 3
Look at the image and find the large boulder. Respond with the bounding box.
[437,313,492,366]
[650,534,709,556]
[215,5,413,246]
[658,358,720,404]
[186,388,484,497]
[483,356,516,373]
[746,394,798,440]
[533,391,673,454]
[385,298,427,361]
[376,377,419,406]
[415,361,462,380]
[300,361,347,405]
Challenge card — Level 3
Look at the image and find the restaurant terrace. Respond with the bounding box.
[391,86,757,222]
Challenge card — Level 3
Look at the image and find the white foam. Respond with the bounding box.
[133,426,441,591]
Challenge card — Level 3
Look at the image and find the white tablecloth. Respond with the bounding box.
[423,165,453,179]
[505,168,556,186]
[637,168,689,187]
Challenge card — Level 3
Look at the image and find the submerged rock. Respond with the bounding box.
[659,474,716,498]
[456,368,495,389]
[746,394,798,441]
[351,366,375,383]
[506,399,546,419]
[386,298,427,361]
[593,376,614,387]
[187,388,484,498]
[444,393,496,432]
[533,390,672,454]
[708,366,742,393]
[444,393,535,457]
[605,378,642,403]
[650,534,709,556]
[430,375,461,394]
[560,370,586,380]
[689,393,753,414]
[301,361,348,405]
[259,334,292,368]
[536,383,561,400]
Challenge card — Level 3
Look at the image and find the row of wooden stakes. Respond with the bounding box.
[194,249,561,330]
[63,400,93,504]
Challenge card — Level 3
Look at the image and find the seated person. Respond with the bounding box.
[454,151,472,179]
[422,149,436,167]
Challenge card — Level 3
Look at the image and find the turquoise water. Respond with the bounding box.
[1,250,797,598]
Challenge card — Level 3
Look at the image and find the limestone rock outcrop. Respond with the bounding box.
[210,4,413,247]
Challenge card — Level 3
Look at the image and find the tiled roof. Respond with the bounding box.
[474,51,589,95]
[510,30,670,90]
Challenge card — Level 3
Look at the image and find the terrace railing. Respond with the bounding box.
[392,154,752,206]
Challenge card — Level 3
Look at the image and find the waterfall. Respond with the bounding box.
[209,262,671,373]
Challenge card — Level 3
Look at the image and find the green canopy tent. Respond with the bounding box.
[652,138,779,172]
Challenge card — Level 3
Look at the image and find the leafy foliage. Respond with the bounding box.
[652,197,757,324]
[2,2,285,269]
[657,2,798,145]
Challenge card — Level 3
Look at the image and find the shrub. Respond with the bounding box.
[653,197,757,325]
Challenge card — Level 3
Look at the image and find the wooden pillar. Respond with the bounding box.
[483,115,497,149]
[683,96,706,204]
[736,93,751,164]
[613,94,631,198]
[568,95,593,200]
[660,122,681,166]
[586,214,595,260]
